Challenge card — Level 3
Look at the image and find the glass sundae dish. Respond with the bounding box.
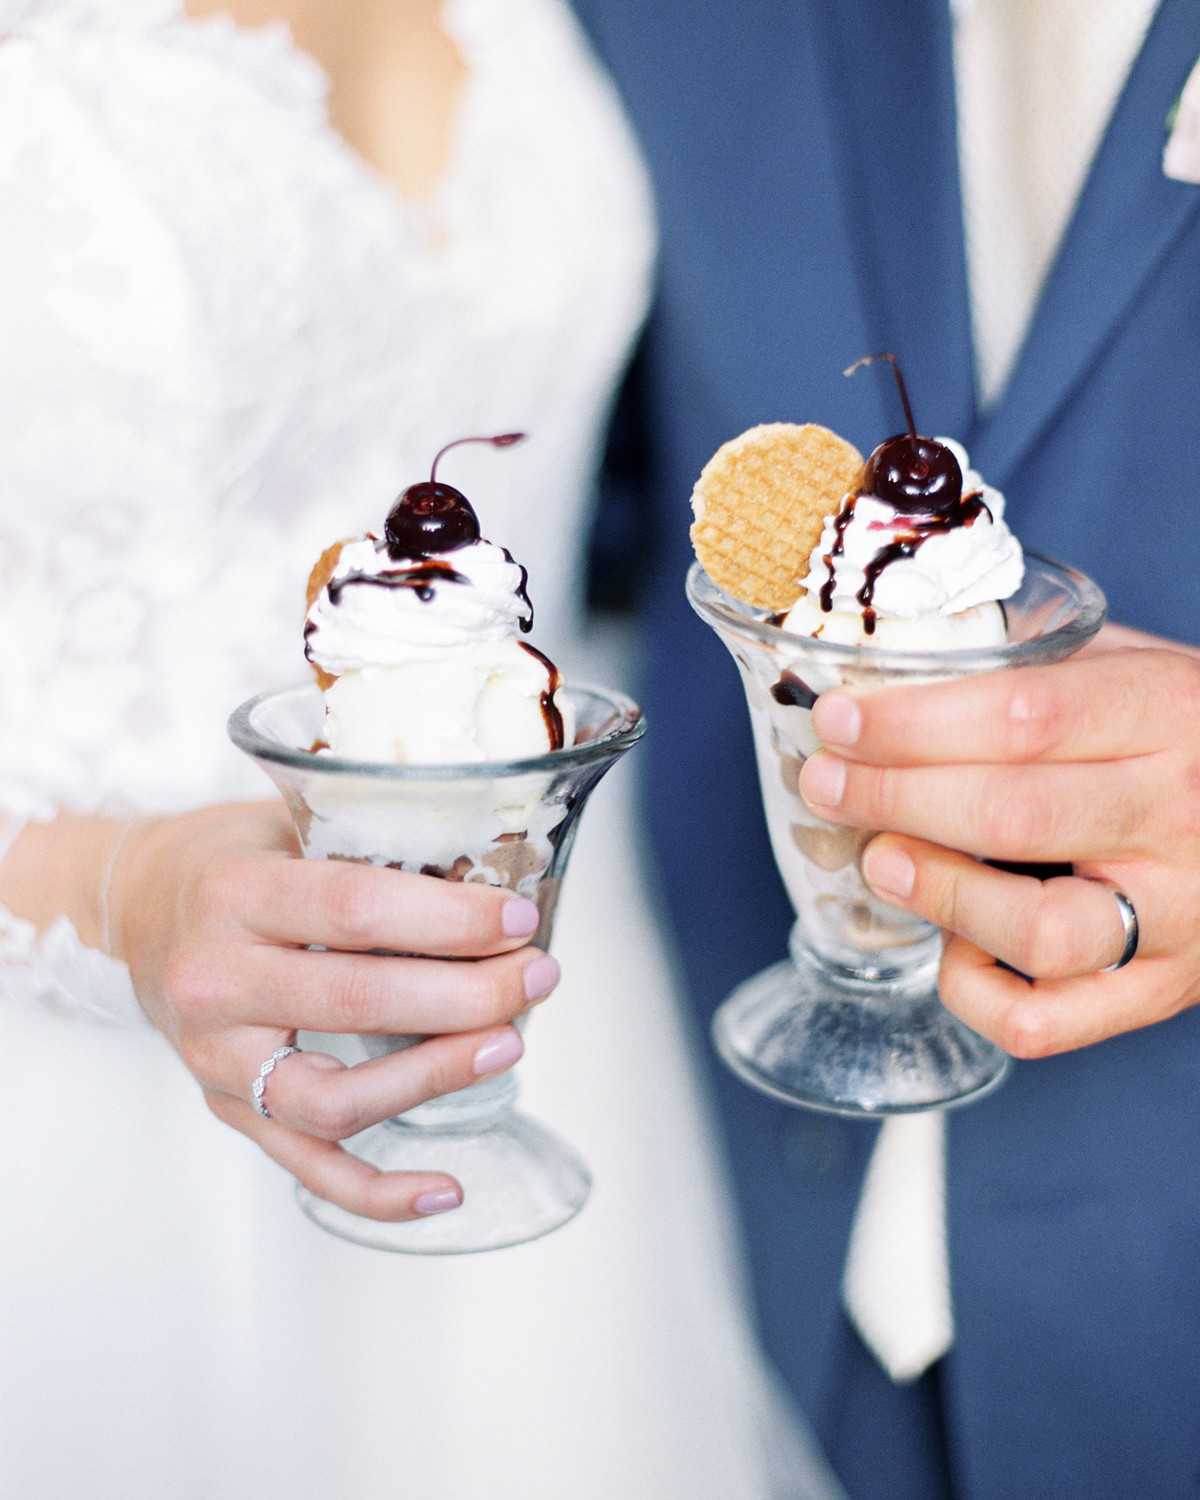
[687,360,1106,1114]
[230,437,644,1251]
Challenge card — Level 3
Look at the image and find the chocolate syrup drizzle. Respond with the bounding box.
[323,542,532,626]
[519,641,566,749]
[857,490,987,634]
[826,353,994,635]
[818,496,859,615]
[818,488,990,636]
[325,559,471,606]
[502,548,535,633]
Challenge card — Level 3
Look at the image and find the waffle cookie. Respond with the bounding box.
[690,423,863,610]
[305,538,353,690]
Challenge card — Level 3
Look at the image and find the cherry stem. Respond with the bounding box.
[844,353,917,442]
[429,432,527,485]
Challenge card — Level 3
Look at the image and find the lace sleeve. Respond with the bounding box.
[0,908,146,1025]
[0,813,147,1026]
[0,14,364,1026]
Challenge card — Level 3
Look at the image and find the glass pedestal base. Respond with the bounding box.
[711,952,1010,1116]
[296,1110,591,1254]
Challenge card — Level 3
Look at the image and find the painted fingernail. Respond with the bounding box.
[799,753,846,810]
[813,693,861,747]
[473,1028,524,1076]
[863,844,915,899]
[501,896,540,938]
[413,1187,462,1217]
[523,952,561,1003]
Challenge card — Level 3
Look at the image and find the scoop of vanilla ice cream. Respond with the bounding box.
[322,639,564,763]
[782,591,1007,650]
[305,535,573,763]
[788,438,1022,646]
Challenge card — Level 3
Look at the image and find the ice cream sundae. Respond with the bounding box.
[691,353,1023,652]
[685,357,1104,1112]
[304,433,573,766]
[289,434,580,882]
[230,435,646,1249]
[688,353,1029,959]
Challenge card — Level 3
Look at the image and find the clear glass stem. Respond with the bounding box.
[789,917,942,986]
[397,1070,519,1128]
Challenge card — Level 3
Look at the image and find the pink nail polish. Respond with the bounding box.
[523,953,561,1003]
[501,896,540,938]
[414,1187,462,1216]
[473,1028,524,1075]
[813,693,862,747]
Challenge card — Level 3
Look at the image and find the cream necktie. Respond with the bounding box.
[842,1111,953,1385]
[842,0,1160,1385]
[955,0,1160,408]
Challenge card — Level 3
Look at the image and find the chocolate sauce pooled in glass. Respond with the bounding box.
[771,670,817,710]
[831,354,990,634]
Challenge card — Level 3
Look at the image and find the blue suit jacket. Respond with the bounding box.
[571,0,1200,1494]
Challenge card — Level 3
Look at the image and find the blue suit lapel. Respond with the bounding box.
[972,0,1200,484]
[812,0,976,439]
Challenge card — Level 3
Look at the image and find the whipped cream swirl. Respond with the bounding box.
[800,439,1023,620]
[305,536,532,675]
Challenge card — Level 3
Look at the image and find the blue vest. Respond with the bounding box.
[571,0,1200,1493]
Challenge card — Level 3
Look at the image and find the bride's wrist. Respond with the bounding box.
[0,813,146,951]
[101,815,168,967]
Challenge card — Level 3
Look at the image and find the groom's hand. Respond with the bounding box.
[798,632,1200,1058]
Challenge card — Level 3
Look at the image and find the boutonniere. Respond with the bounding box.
[1164,56,1200,183]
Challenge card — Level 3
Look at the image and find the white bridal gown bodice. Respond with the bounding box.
[0,3,839,1498]
[0,0,644,825]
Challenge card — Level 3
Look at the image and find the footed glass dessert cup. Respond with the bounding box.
[687,555,1106,1116]
[229,681,644,1252]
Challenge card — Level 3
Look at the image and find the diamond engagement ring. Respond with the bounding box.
[252,1044,299,1119]
[1099,887,1139,972]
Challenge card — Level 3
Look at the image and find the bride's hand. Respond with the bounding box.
[797,631,1200,1059]
[112,800,558,1220]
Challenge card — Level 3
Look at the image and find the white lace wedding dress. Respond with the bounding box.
[0,4,842,1497]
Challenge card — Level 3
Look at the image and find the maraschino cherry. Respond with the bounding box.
[385,432,526,560]
[845,353,962,515]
